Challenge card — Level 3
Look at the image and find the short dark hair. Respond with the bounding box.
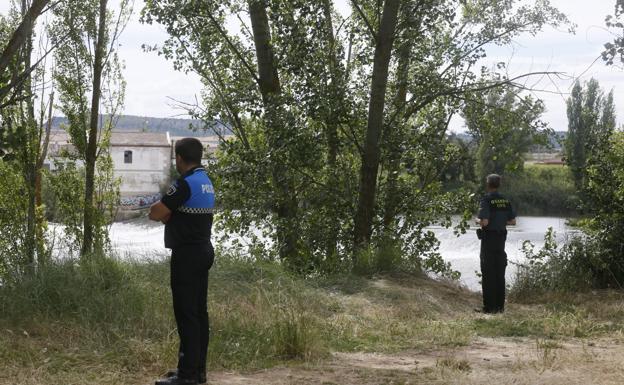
[175,137,203,164]
[486,174,501,189]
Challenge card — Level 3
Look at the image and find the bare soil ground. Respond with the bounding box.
[9,334,624,385]
[191,335,624,385]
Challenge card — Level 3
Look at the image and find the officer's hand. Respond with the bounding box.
[161,212,171,224]
[480,218,489,228]
[148,201,172,222]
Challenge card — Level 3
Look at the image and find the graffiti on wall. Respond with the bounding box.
[119,193,162,210]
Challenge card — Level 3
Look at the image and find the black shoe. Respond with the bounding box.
[163,369,206,384]
[155,374,198,385]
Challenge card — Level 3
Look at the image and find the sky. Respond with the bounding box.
[0,0,621,132]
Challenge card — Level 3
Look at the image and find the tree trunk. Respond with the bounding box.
[25,162,36,272]
[248,0,300,264]
[321,0,341,263]
[321,0,340,169]
[18,0,37,274]
[35,92,53,209]
[382,35,412,234]
[353,0,401,251]
[249,1,281,97]
[81,0,108,258]
[34,92,54,264]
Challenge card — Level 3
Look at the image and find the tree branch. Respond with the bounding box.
[388,71,567,128]
[351,0,378,42]
[0,0,51,76]
[172,34,251,150]
[194,10,260,84]
[0,43,56,102]
[439,21,533,79]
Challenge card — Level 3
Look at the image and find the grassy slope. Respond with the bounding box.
[1,257,623,385]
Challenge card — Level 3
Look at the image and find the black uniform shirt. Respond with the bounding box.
[477,191,516,231]
[161,167,215,249]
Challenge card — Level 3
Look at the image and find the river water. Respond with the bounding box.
[430,216,575,290]
[97,216,575,292]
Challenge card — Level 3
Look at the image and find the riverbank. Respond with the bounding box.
[1,256,623,385]
[98,215,576,291]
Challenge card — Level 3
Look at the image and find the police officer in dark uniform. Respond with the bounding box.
[477,174,516,314]
[149,138,215,385]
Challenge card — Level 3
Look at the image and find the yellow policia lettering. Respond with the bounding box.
[490,199,509,208]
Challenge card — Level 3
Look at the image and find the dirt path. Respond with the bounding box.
[203,336,624,385]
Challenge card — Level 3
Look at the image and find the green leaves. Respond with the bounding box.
[462,82,550,182]
[603,0,624,65]
[565,79,616,192]
[0,160,30,283]
[142,0,570,276]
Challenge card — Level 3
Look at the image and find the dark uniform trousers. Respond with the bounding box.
[480,230,507,313]
[171,242,215,378]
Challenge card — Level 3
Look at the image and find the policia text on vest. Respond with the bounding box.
[476,174,516,315]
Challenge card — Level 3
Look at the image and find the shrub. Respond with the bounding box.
[0,160,30,284]
[509,228,618,300]
[582,132,624,286]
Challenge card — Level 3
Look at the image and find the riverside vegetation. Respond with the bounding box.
[2,253,624,385]
[3,1,624,384]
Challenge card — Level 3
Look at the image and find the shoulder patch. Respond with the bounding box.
[166,183,177,196]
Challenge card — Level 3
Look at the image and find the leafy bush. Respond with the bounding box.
[510,229,616,299]
[0,160,30,284]
[43,163,85,254]
[350,233,461,280]
[583,131,624,285]
[43,156,120,256]
[511,133,624,295]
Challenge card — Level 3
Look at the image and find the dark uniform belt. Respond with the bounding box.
[477,228,507,239]
[484,229,507,234]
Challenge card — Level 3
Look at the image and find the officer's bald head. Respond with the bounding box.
[486,174,501,190]
[175,137,203,165]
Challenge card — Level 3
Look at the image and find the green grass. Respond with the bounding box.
[2,255,624,384]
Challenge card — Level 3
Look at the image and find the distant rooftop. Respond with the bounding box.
[49,115,231,137]
[49,130,171,147]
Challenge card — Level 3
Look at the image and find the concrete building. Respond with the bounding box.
[110,132,172,209]
[46,131,229,211]
[47,131,171,210]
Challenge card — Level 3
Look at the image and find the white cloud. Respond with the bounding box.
[115,11,203,118]
[471,0,623,132]
[1,0,622,129]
